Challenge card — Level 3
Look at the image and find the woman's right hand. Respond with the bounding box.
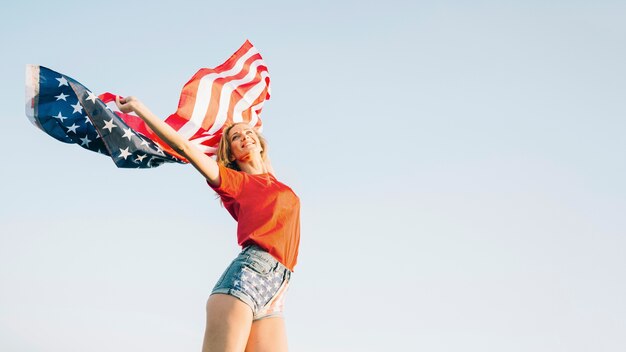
[115,95,142,114]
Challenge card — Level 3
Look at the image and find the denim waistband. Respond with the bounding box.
[242,244,290,273]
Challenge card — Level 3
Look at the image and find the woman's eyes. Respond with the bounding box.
[231,130,253,141]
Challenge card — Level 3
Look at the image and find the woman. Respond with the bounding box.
[115,96,300,352]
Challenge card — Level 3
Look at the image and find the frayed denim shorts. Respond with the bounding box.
[211,245,292,320]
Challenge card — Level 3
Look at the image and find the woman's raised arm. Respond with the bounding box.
[115,96,221,186]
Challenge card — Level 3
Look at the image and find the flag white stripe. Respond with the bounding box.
[232,71,269,123]
[248,102,264,128]
[189,137,218,154]
[25,64,40,128]
[178,46,261,138]
[207,59,267,134]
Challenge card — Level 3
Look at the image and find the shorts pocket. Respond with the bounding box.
[245,254,274,275]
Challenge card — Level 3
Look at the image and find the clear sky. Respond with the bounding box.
[1,1,625,351]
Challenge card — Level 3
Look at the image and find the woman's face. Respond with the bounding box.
[227,124,263,161]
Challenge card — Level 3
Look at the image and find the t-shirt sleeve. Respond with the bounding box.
[207,164,245,199]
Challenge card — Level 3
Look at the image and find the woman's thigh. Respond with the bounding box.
[245,317,288,352]
[203,294,253,352]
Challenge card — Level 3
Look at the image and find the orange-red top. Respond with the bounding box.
[209,164,300,271]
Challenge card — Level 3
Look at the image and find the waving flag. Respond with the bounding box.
[161,39,271,156]
[25,40,271,167]
[25,65,183,168]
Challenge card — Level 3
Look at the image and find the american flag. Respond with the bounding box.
[161,39,271,156]
[25,65,182,168]
[25,40,271,167]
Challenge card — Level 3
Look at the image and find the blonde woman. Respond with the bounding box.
[116,96,300,352]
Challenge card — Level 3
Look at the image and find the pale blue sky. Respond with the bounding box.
[1,1,625,351]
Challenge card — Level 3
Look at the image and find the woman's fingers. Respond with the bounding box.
[115,95,125,109]
[115,95,133,113]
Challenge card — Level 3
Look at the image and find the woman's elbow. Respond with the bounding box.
[172,140,192,158]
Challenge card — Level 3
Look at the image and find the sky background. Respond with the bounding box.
[1,1,625,351]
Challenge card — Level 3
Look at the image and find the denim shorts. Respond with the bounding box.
[211,245,292,320]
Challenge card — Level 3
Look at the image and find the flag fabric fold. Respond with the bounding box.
[25,40,271,168]
[25,65,183,168]
[71,81,183,168]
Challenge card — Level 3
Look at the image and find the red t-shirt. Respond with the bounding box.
[208,164,300,271]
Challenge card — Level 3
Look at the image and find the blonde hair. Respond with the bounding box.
[216,123,268,171]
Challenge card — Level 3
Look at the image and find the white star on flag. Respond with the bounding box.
[86,91,98,103]
[54,111,67,122]
[56,76,69,87]
[122,127,134,141]
[55,92,69,101]
[103,119,117,132]
[71,102,83,114]
[66,124,79,133]
[80,135,91,146]
[119,147,132,159]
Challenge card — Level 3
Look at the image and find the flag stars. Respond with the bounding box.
[56,76,69,87]
[32,66,188,169]
[53,111,67,122]
[118,147,132,159]
[122,127,134,140]
[71,102,83,114]
[102,119,117,132]
[86,91,98,103]
[66,123,79,133]
[55,92,69,101]
[79,135,92,147]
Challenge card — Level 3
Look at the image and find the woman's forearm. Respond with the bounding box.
[136,103,190,156]
[115,95,220,183]
[117,96,190,157]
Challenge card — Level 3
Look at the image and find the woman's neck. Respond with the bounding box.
[237,155,268,175]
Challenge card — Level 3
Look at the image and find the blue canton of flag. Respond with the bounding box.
[26,65,107,154]
[70,81,181,168]
[25,65,184,168]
